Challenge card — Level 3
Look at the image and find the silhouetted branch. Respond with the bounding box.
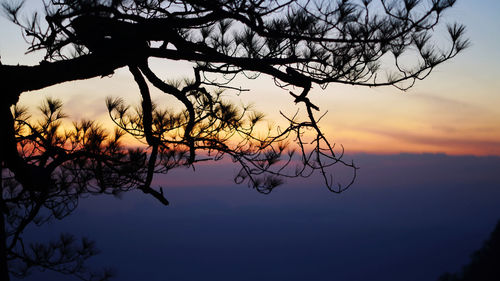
[0,1,467,279]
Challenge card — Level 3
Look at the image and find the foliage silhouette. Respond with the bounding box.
[0,0,468,280]
[438,220,500,281]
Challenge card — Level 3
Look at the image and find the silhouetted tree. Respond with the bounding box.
[0,0,468,279]
[438,220,500,281]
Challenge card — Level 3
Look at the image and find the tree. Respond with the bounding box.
[0,0,468,279]
[438,220,500,281]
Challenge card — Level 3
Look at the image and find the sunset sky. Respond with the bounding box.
[3,2,500,281]
[1,0,499,156]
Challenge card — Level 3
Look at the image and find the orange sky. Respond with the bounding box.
[1,1,499,156]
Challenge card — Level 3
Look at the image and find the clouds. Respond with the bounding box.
[23,153,500,281]
[357,126,500,155]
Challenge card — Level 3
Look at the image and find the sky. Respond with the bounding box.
[2,2,500,281]
[1,0,499,156]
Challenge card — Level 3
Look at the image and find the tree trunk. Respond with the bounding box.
[0,173,10,281]
[0,98,11,280]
